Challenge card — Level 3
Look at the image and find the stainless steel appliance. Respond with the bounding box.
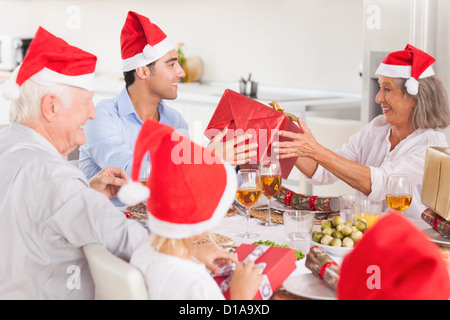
[0,35,32,71]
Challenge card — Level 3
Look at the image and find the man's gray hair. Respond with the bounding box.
[9,80,74,123]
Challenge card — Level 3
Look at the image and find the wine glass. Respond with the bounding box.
[236,169,262,238]
[386,174,412,214]
[259,160,282,226]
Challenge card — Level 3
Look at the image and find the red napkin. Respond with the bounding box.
[204,89,302,179]
[338,212,450,300]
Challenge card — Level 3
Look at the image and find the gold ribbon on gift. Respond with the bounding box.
[269,101,298,123]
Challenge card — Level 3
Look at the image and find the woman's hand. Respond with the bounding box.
[89,167,128,199]
[191,244,239,275]
[275,117,320,159]
[229,260,264,300]
[207,127,258,166]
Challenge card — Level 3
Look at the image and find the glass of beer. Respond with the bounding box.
[386,174,412,214]
[259,160,282,226]
[236,169,262,238]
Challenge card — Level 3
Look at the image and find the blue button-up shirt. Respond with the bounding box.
[79,87,189,182]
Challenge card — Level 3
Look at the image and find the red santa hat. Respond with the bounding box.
[338,212,450,300]
[1,27,97,100]
[118,120,237,239]
[120,11,175,72]
[375,44,435,95]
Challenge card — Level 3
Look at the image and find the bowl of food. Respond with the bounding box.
[311,216,367,257]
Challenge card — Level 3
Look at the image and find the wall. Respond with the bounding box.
[0,0,364,93]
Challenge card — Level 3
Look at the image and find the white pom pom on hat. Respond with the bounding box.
[405,77,419,95]
[375,44,436,95]
[117,181,150,206]
[1,81,20,100]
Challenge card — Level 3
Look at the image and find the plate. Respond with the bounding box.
[421,228,450,247]
[282,273,336,300]
[311,240,353,257]
[193,233,235,247]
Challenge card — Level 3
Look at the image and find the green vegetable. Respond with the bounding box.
[350,230,363,242]
[320,234,333,246]
[252,240,305,260]
[341,225,353,236]
[312,232,324,243]
[332,230,344,240]
[332,216,344,227]
[331,238,342,247]
[322,227,333,236]
[342,237,354,248]
[321,220,332,230]
[355,219,367,232]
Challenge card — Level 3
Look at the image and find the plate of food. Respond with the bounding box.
[311,216,367,257]
[193,233,235,247]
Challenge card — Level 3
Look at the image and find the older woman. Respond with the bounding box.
[275,44,450,218]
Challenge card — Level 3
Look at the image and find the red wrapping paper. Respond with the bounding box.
[204,89,303,179]
[214,244,297,300]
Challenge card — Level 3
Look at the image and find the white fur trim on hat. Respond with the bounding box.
[30,67,96,91]
[117,181,150,206]
[121,37,175,72]
[375,63,435,79]
[146,161,238,239]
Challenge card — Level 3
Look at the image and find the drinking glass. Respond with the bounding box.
[259,160,282,226]
[354,199,382,229]
[236,169,262,238]
[283,210,314,241]
[386,174,412,214]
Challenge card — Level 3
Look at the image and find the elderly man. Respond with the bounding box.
[0,27,232,300]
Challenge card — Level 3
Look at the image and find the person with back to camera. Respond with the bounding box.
[118,119,263,300]
[274,44,450,218]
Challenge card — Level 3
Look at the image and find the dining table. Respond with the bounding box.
[209,199,342,300]
[125,198,450,300]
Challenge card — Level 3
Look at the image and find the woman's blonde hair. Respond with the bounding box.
[396,76,450,130]
[150,234,193,258]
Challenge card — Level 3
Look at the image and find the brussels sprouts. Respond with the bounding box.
[322,227,333,236]
[320,234,333,246]
[344,220,354,227]
[331,238,342,247]
[312,232,324,243]
[332,216,344,227]
[342,237,354,248]
[321,220,332,230]
[350,230,363,242]
[341,225,353,236]
[332,230,344,239]
[355,219,367,232]
[336,224,345,232]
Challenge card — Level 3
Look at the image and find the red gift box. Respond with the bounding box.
[204,89,302,179]
[213,244,297,300]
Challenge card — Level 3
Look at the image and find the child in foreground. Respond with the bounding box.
[119,119,263,299]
